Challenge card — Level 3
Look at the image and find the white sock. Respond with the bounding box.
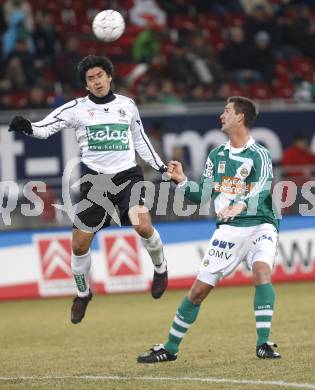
[71,250,91,297]
[141,229,167,273]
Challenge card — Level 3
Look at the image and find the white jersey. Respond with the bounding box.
[31,93,165,174]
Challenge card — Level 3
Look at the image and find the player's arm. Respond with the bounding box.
[168,155,214,204]
[8,100,78,139]
[130,102,166,173]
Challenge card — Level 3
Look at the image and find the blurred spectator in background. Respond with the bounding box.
[293,81,313,102]
[23,85,50,109]
[130,0,166,28]
[4,37,42,89]
[33,12,61,64]
[251,30,275,82]
[215,82,232,101]
[132,19,161,63]
[220,27,261,84]
[137,79,160,104]
[185,84,213,103]
[188,32,226,87]
[244,3,276,43]
[0,93,14,109]
[3,0,34,33]
[2,2,35,58]
[169,45,198,89]
[287,4,315,61]
[55,36,81,89]
[281,133,315,180]
[158,79,181,104]
[241,0,271,15]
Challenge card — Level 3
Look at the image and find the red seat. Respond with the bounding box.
[290,56,314,81]
[173,15,197,30]
[224,13,246,27]
[209,32,226,52]
[248,83,272,100]
[275,58,290,82]
[115,63,136,77]
[273,81,294,99]
[12,92,29,108]
[199,13,221,31]
[228,83,246,96]
[78,40,100,56]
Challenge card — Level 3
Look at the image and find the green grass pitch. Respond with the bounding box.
[1,282,315,390]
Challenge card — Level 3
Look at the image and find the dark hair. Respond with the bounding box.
[77,55,113,84]
[227,96,258,128]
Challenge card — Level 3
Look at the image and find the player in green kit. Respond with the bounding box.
[137,96,281,363]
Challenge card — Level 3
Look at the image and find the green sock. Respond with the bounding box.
[254,283,275,346]
[164,296,200,355]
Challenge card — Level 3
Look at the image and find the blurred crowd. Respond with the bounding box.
[1,0,315,109]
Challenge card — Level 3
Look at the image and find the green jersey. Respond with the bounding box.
[180,136,279,230]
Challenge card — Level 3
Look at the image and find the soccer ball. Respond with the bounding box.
[92,10,125,42]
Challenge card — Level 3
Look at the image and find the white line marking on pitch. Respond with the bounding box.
[0,376,314,388]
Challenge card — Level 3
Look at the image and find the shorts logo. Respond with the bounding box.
[37,238,72,280]
[212,239,235,250]
[253,234,274,245]
[86,123,129,151]
[208,249,232,260]
[203,259,209,266]
[218,161,226,173]
[103,234,141,276]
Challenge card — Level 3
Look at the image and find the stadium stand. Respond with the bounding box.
[1,0,315,108]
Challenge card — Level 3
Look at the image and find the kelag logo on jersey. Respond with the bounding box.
[86,123,129,151]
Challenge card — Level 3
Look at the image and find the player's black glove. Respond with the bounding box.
[8,116,33,135]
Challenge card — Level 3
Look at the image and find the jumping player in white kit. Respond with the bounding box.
[8,55,169,323]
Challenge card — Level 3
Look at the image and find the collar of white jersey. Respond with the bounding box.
[224,136,255,151]
[88,90,116,104]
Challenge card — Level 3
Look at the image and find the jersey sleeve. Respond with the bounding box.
[130,102,166,172]
[179,151,215,204]
[239,147,273,208]
[31,100,79,139]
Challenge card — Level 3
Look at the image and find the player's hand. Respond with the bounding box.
[217,203,246,222]
[8,116,33,135]
[167,160,186,184]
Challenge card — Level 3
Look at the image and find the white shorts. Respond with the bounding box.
[197,223,278,286]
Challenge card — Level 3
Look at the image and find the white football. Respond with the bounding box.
[92,10,125,42]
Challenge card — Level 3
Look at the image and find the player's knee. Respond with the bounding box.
[134,222,153,238]
[252,261,272,285]
[72,241,90,256]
